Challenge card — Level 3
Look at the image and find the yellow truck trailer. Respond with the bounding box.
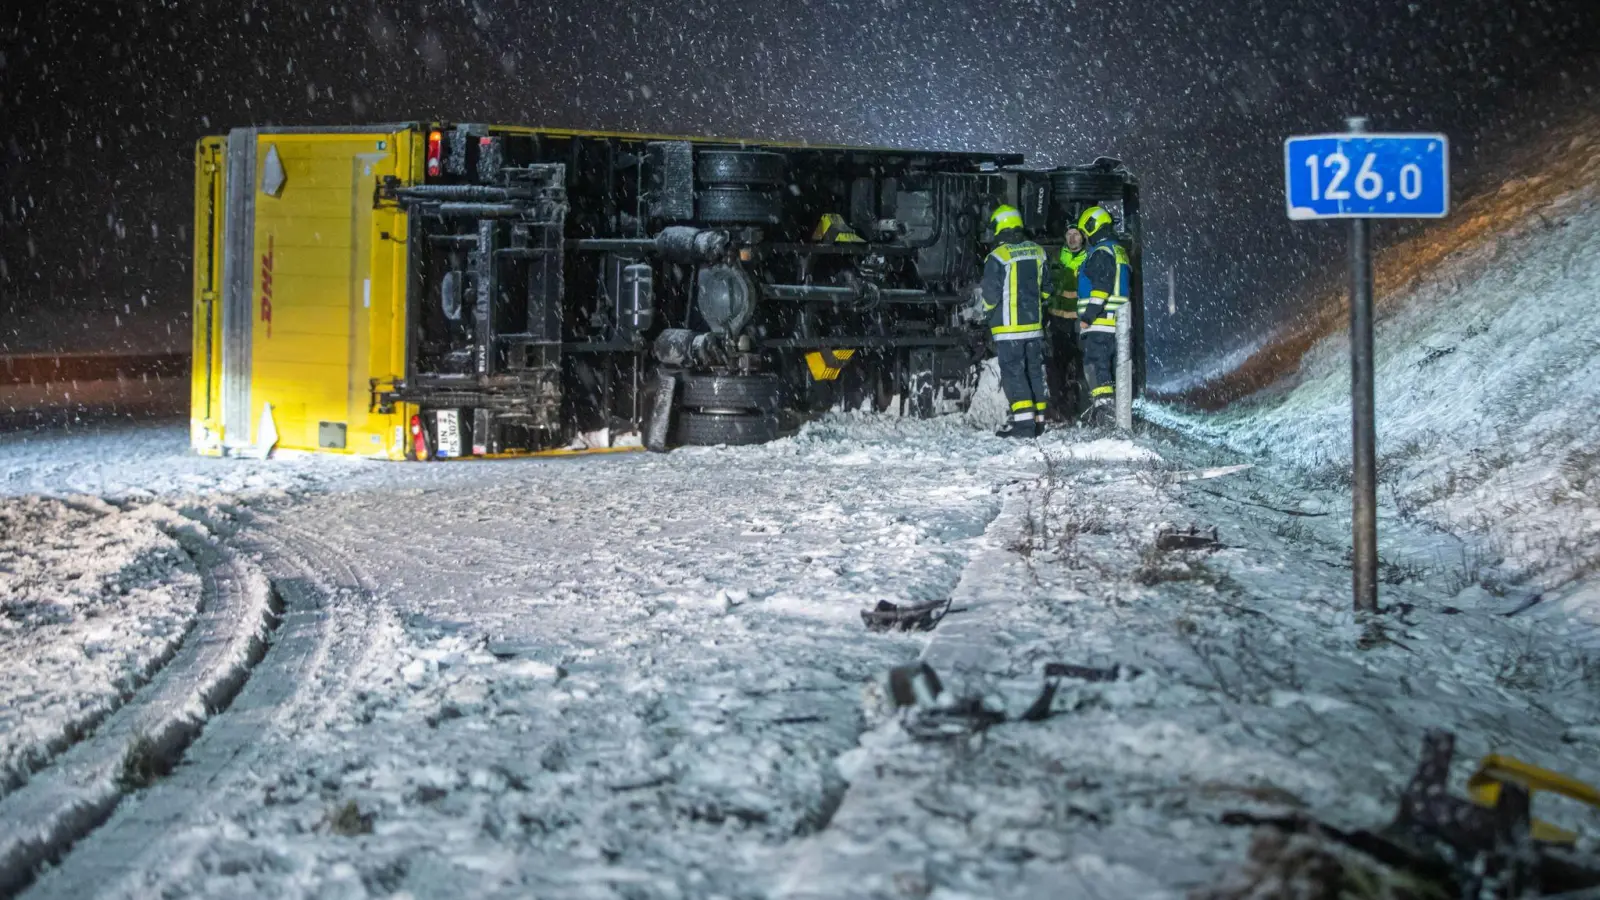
[191,123,1144,458]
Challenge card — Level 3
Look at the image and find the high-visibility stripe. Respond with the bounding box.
[1007,261,1019,327]
[1091,385,1115,397]
[1034,401,1047,412]
[1010,399,1033,411]
[991,328,1042,340]
[1011,411,1036,422]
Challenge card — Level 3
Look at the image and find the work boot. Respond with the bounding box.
[995,420,1034,439]
[1032,419,1047,438]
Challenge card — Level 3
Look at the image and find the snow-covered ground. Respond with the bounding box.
[0,497,201,793]
[1,408,1595,898]
[1147,146,1600,648]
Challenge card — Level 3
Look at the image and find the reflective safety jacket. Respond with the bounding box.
[1076,238,1131,334]
[1051,247,1088,313]
[982,238,1051,340]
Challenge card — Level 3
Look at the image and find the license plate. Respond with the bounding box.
[434,409,461,458]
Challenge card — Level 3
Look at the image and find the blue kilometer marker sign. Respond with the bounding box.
[1284,134,1449,220]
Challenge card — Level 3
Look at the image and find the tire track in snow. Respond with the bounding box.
[22,505,392,899]
[0,516,279,897]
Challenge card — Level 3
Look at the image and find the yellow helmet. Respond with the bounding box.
[990,204,1023,236]
[1077,205,1113,240]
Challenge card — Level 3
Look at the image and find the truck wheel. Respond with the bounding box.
[1051,170,1125,202]
[677,411,780,446]
[697,188,782,224]
[697,151,786,186]
[680,373,784,412]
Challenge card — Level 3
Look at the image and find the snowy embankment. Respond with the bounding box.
[776,433,1600,898]
[0,498,200,791]
[1147,129,1600,644]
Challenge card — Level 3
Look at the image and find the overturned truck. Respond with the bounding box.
[190,123,1143,459]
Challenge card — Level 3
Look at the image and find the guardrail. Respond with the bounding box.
[0,353,188,386]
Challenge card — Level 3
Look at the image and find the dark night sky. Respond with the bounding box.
[2,0,1598,379]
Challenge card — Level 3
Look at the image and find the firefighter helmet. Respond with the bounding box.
[990,204,1024,236]
[1076,205,1113,240]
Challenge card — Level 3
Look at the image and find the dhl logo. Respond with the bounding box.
[260,234,274,338]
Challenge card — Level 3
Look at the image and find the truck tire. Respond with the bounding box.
[1051,170,1125,202]
[680,372,784,412]
[677,411,780,446]
[697,187,782,225]
[697,151,785,186]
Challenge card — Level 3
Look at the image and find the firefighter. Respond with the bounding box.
[1075,205,1131,425]
[982,205,1051,438]
[1044,225,1088,422]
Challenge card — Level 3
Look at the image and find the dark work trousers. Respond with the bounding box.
[1043,315,1081,420]
[995,336,1048,422]
[1082,331,1116,401]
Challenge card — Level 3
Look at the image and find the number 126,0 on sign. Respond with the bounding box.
[1284,134,1448,220]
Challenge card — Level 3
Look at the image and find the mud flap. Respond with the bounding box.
[644,369,679,453]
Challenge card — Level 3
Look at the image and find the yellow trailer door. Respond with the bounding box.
[198,127,414,457]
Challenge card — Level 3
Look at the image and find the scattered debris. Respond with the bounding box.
[1213,730,1600,898]
[883,663,944,709]
[861,597,953,632]
[1156,524,1222,551]
[902,693,1009,742]
[881,662,1138,737]
[1042,662,1144,683]
[1018,678,1059,722]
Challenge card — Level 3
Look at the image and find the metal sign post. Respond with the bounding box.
[1346,117,1378,613]
[1284,120,1449,612]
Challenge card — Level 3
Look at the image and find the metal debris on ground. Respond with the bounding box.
[1156,524,1222,551]
[861,597,954,632]
[883,662,1139,738]
[1210,729,1600,899]
[1042,662,1145,682]
[1020,662,1144,722]
[1018,678,1060,722]
[903,693,1009,742]
[883,662,945,709]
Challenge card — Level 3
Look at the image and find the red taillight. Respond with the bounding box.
[426,130,442,178]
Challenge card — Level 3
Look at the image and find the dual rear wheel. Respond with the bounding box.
[675,372,785,446]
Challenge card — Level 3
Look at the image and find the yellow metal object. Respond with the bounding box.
[440,445,645,461]
[1466,753,1600,845]
[805,348,856,381]
[192,129,415,459]
[191,137,227,457]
